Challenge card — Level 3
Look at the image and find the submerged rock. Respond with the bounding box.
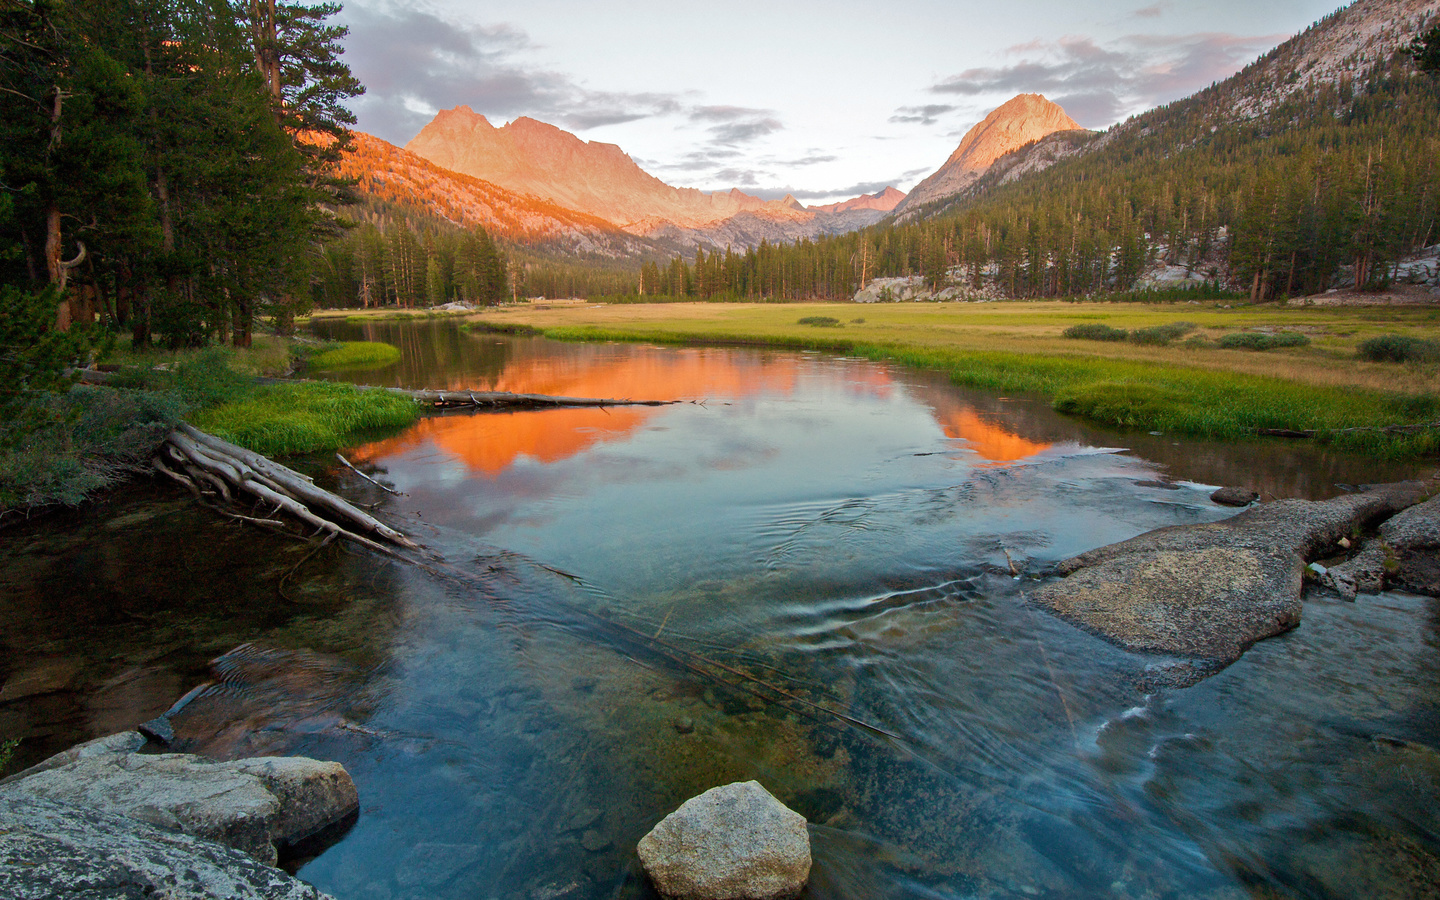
[1324,492,1440,599]
[0,795,336,900]
[0,740,357,866]
[638,780,811,900]
[1210,486,1259,507]
[1031,482,1424,684]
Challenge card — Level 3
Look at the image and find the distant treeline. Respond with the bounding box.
[314,212,508,308]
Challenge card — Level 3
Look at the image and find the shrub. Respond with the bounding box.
[307,341,402,371]
[1357,334,1440,363]
[1129,322,1197,345]
[1217,332,1311,351]
[0,386,186,511]
[1062,323,1129,342]
[797,316,842,327]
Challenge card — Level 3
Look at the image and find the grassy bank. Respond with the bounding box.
[468,300,1440,459]
[2,337,419,514]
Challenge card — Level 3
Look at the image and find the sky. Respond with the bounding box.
[336,0,1346,206]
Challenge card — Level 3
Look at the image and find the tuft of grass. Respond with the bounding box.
[1063,323,1129,342]
[797,316,842,327]
[1357,334,1440,363]
[1217,332,1311,351]
[190,381,419,457]
[307,341,402,371]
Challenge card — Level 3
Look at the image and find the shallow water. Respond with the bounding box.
[3,319,1437,899]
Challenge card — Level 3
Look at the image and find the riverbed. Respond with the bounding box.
[3,318,1436,900]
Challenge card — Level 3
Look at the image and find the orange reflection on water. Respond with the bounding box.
[937,409,1052,464]
[350,347,1049,474]
[354,407,652,475]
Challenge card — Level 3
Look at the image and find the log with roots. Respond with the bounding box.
[153,423,418,555]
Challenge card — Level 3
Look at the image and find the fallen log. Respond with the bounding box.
[382,386,680,410]
[153,424,419,554]
[1258,421,1440,439]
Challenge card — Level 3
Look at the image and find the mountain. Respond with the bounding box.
[404,107,810,232]
[892,94,1085,217]
[810,186,907,214]
[332,132,661,257]
[399,106,909,249]
[727,0,1440,304]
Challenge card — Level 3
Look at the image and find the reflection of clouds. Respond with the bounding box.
[939,409,1052,465]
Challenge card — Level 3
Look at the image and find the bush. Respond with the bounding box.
[1062,323,1129,342]
[1357,334,1440,363]
[797,316,842,327]
[1129,322,1196,346]
[1217,331,1311,351]
[307,341,402,371]
[0,386,186,511]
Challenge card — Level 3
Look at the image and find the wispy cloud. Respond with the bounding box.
[690,106,785,145]
[1133,2,1174,18]
[928,30,1287,128]
[338,4,684,143]
[889,104,959,126]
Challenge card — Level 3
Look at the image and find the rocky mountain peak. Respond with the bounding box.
[894,94,1084,214]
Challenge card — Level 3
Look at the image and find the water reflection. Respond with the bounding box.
[6,320,1436,900]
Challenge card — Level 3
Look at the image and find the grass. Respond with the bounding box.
[466,300,1440,459]
[189,381,419,457]
[307,341,402,371]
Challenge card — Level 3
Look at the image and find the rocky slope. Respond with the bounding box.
[336,132,652,257]
[893,94,1085,217]
[1210,0,1440,121]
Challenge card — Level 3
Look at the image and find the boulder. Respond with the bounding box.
[1210,486,1259,506]
[0,746,357,866]
[637,780,810,900]
[0,794,336,900]
[1031,483,1425,684]
[1324,492,1440,599]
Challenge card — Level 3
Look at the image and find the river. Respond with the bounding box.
[2,317,1436,900]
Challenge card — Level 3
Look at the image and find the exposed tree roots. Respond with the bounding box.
[153,423,419,556]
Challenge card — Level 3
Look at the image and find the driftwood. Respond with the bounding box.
[1259,421,1440,439]
[382,386,679,410]
[153,423,419,555]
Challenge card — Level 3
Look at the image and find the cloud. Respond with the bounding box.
[928,30,1287,128]
[689,105,784,146]
[338,4,684,143]
[1134,2,1173,17]
[889,104,959,125]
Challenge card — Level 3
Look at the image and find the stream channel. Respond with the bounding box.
[3,317,1438,899]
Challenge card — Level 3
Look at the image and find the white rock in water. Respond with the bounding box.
[637,780,810,900]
